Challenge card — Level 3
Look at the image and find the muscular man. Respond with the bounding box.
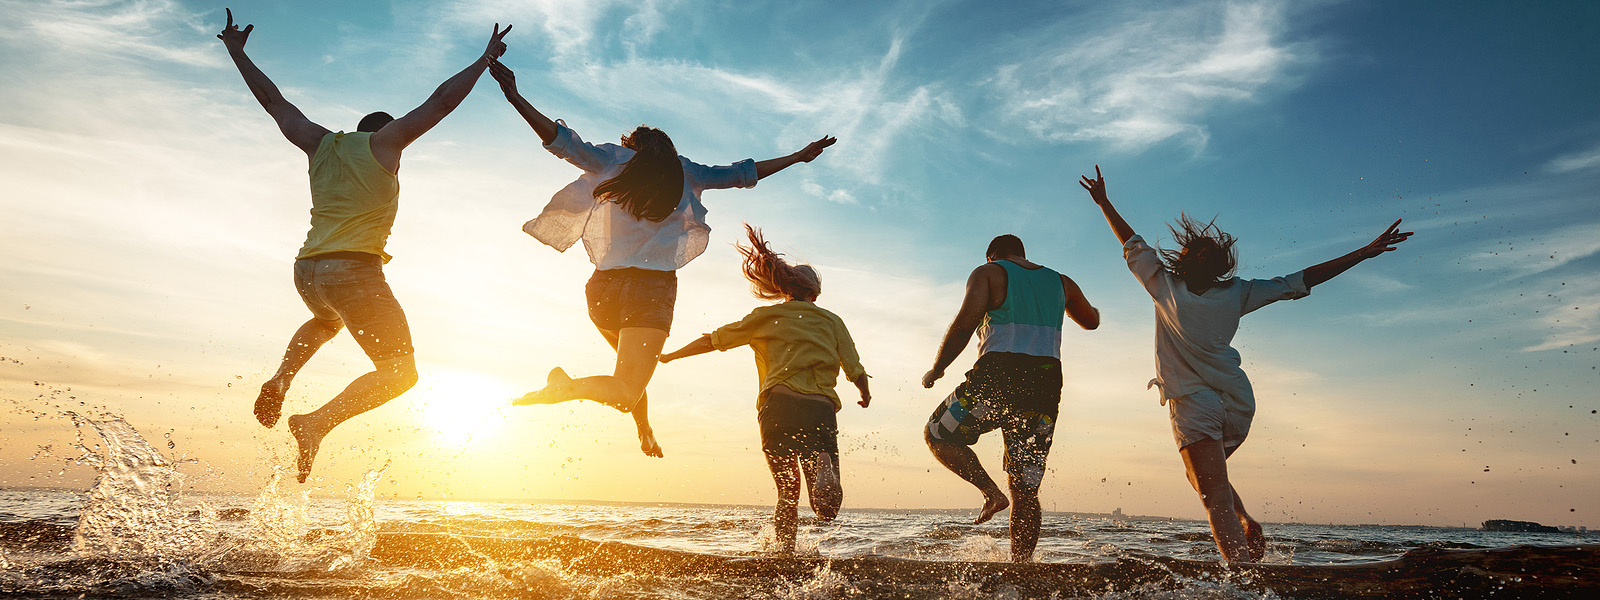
[219,9,510,482]
[921,234,1100,562]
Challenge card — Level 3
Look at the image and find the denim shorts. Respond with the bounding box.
[758,386,839,458]
[585,268,677,333]
[1168,388,1252,449]
[293,254,414,361]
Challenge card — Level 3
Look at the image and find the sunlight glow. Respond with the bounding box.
[407,368,519,447]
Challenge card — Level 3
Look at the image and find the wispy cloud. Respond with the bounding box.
[985,0,1305,151]
[1545,142,1600,174]
[0,0,221,68]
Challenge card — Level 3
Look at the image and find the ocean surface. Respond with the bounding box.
[0,415,1592,599]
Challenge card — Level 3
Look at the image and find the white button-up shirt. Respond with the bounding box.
[523,122,758,271]
[1124,235,1309,418]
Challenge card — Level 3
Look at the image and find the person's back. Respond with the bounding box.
[222,9,511,482]
[717,299,858,411]
[301,131,400,261]
[921,234,1099,562]
[979,259,1067,359]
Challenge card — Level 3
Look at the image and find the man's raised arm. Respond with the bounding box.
[218,9,329,156]
[371,24,511,157]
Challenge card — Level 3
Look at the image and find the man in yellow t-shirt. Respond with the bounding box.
[219,9,510,483]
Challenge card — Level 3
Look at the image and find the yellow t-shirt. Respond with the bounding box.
[297,132,400,262]
[710,300,867,411]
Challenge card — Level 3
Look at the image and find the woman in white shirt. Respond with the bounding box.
[488,59,836,458]
[1080,165,1412,563]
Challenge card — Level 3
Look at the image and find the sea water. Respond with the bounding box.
[0,415,1591,599]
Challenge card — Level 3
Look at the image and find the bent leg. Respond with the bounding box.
[767,453,802,553]
[288,353,418,483]
[258,317,342,428]
[1180,438,1250,561]
[517,327,667,413]
[925,428,1008,524]
[800,451,842,521]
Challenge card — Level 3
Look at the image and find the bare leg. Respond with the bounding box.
[514,327,668,457]
[767,452,802,554]
[1006,480,1042,562]
[257,318,341,428]
[1179,438,1251,561]
[287,353,418,483]
[925,429,1009,524]
[800,451,842,521]
[1223,444,1266,561]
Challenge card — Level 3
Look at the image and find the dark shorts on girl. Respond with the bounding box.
[293,252,414,361]
[585,268,677,332]
[925,351,1062,491]
[758,386,839,458]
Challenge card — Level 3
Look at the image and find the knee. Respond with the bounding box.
[385,360,419,391]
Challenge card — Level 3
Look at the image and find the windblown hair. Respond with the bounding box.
[357,111,394,133]
[737,224,821,301]
[594,125,685,222]
[1159,214,1238,291]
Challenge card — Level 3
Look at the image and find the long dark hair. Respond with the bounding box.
[1159,214,1237,291]
[737,224,821,301]
[593,126,684,222]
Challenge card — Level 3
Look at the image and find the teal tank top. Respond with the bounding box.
[978,260,1065,358]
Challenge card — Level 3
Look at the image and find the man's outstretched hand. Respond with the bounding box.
[217,8,253,51]
[483,23,511,61]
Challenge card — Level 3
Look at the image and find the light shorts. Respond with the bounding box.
[293,253,414,361]
[1168,388,1252,450]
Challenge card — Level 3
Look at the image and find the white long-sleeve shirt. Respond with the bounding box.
[1123,235,1309,418]
[523,121,758,271]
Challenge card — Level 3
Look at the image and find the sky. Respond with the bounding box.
[1,0,1597,529]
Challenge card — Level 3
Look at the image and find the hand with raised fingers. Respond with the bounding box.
[1078,164,1109,205]
[483,23,511,61]
[217,8,253,51]
[1357,219,1414,259]
[795,135,836,162]
[487,58,517,94]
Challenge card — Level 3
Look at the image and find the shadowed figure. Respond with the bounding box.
[220,8,510,482]
[1080,165,1413,562]
[921,234,1101,562]
[658,224,871,553]
[486,59,835,458]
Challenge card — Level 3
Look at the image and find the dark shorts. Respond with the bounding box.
[925,352,1062,491]
[293,253,413,361]
[585,268,677,333]
[759,387,839,458]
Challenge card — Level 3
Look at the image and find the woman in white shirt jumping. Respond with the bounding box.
[488,59,835,458]
[1080,165,1412,562]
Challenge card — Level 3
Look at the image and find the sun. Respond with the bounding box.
[408,368,520,447]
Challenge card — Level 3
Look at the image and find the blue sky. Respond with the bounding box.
[1,0,1597,529]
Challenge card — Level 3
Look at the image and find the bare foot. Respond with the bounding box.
[1243,516,1266,562]
[255,379,288,428]
[974,492,1010,525]
[638,427,664,458]
[287,414,323,484]
[513,367,573,405]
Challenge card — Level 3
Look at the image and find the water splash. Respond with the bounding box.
[67,413,216,562]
